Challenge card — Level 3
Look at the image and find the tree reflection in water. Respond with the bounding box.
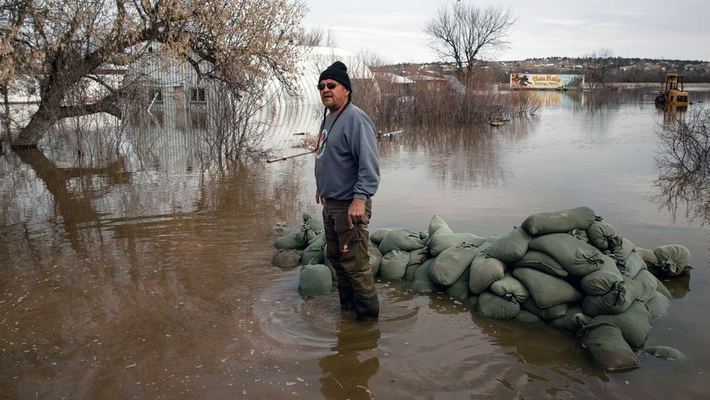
[654,107,710,225]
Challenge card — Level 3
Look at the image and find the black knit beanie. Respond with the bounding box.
[318,61,352,92]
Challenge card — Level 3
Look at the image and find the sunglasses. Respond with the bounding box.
[317,82,339,91]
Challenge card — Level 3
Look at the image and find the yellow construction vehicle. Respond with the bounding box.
[655,73,689,110]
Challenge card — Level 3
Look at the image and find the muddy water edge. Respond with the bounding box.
[1,90,709,399]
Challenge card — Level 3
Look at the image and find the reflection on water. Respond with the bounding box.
[319,322,380,400]
[1,90,710,399]
[654,107,710,225]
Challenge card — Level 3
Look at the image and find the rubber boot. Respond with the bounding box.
[338,284,355,310]
[354,292,379,321]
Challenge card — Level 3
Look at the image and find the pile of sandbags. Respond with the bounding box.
[270,213,336,296]
[270,207,692,371]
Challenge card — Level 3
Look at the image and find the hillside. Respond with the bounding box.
[375,57,710,84]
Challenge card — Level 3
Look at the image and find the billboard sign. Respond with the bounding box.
[510,73,584,89]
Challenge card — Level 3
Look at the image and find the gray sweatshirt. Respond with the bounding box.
[314,104,380,200]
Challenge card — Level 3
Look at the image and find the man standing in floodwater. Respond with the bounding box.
[314,61,381,321]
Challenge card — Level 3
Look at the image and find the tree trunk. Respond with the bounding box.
[12,93,123,149]
[2,85,10,140]
[12,102,58,149]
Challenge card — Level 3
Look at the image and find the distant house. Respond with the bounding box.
[123,53,211,113]
[373,72,416,97]
[406,74,451,94]
[252,46,375,152]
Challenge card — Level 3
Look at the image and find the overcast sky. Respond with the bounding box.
[302,0,709,63]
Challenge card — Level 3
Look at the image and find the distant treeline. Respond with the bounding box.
[384,57,710,84]
[493,57,710,83]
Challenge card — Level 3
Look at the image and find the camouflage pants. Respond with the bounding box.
[322,199,375,298]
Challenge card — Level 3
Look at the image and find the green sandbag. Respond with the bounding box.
[467,295,479,309]
[469,257,506,295]
[299,264,333,296]
[419,231,430,243]
[301,233,325,265]
[645,291,670,318]
[490,273,529,303]
[370,228,390,245]
[368,242,382,276]
[274,230,309,250]
[529,233,606,276]
[325,263,338,291]
[408,248,430,266]
[654,276,672,299]
[476,235,502,254]
[487,227,532,263]
[512,250,568,278]
[410,259,436,293]
[512,268,581,308]
[521,207,597,236]
[617,251,647,279]
[378,229,426,254]
[581,259,624,295]
[515,310,542,323]
[582,280,636,317]
[581,323,639,371]
[405,264,420,282]
[428,214,454,237]
[569,228,590,243]
[272,249,302,269]
[379,250,409,280]
[430,244,480,286]
[635,247,658,267]
[632,269,658,302]
[585,301,653,348]
[323,259,338,288]
[271,221,291,236]
[428,232,486,257]
[586,220,618,250]
[644,346,687,362]
[476,292,521,320]
[653,244,691,276]
[550,305,589,334]
[445,268,471,301]
[609,237,635,262]
[302,213,324,234]
[522,299,568,320]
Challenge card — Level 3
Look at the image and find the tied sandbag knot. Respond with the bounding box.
[604,234,619,251]
[658,259,675,274]
[607,235,623,252]
[299,228,313,243]
[579,250,604,267]
[503,293,518,304]
[616,259,629,274]
[573,313,590,328]
[611,281,627,306]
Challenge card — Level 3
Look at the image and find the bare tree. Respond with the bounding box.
[584,48,616,89]
[424,2,515,79]
[356,50,388,68]
[1,0,306,149]
[299,28,324,47]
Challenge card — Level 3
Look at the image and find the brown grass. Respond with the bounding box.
[351,73,541,131]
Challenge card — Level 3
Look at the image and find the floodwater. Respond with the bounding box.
[1,90,709,399]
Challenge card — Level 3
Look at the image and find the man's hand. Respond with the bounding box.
[316,191,324,204]
[347,198,367,228]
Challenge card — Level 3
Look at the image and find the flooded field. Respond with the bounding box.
[1,90,709,399]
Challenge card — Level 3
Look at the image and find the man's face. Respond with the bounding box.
[319,79,350,112]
